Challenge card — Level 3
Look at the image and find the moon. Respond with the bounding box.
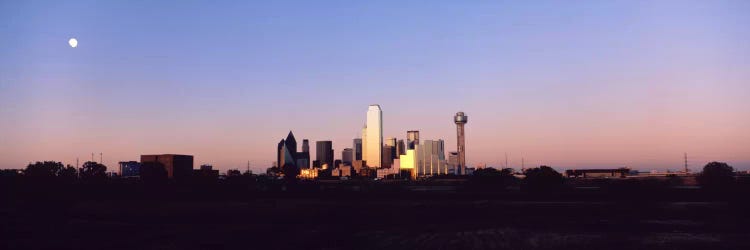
[68,38,78,48]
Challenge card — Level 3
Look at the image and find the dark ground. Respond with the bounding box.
[3,186,750,250]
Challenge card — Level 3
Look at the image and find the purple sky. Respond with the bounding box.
[1,1,748,173]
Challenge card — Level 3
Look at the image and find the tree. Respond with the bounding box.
[24,161,65,178]
[266,166,281,176]
[468,167,517,191]
[281,163,300,182]
[60,165,78,182]
[697,162,735,190]
[80,161,107,181]
[523,166,564,192]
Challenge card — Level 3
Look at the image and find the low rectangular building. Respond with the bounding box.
[565,168,630,178]
[140,154,194,179]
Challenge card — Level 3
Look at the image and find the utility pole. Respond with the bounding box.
[522,157,525,171]
[100,153,103,165]
[684,153,689,174]
[91,153,94,162]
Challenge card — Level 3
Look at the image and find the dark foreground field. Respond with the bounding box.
[3,191,750,250]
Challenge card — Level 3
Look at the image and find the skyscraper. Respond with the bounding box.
[315,141,334,169]
[353,138,363,161]
[454,112,468,175]
[342,148,353,165]
[397,139,405,157]
[414,139,447,176]
[302,139,310,153]
[366,105,383,168]
[361,126,367,164]
[385,137,397,160]
[382,145,394,168]
[407,130,419,150]
[277,131,299,169]
[298,139,310,168]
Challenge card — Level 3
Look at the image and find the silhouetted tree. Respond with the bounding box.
[523,166,564,192]
[266,166,281,176]
[141,162,168,183]
[468,167,517,191]
[24,161,65,178]
[697,162,735,191]
[281,163,299,182]
[60,164,78,182]
[80,161,107,181]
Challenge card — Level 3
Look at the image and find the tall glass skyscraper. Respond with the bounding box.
[315,141,334,168]
[366,105,383,168]
[385,137,397,160]
[353,138,363,161]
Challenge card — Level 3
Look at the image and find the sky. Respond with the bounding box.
[1,1,748,173]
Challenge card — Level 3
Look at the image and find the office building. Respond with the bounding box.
[194,164,219,179]
[398,149,417,179]
[302,139,310,153]
[353,138,363,161]
[385,137,397,160]
[140,154,193,179]
[118,161,141,178]
[315,141,334,169]
[277,131,309,169]
[407,130,419,150]
[397,139,405,157]
[342,148,353,165]
[414,139,448,176]
[298,139,310,169]
[362,126,367,163]
[382,145,394,168]
[365,105,383,168]
[454,112,468,175]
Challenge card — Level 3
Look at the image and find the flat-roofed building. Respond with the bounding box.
[140,154,193,179]
[119,161,141,178]
[565,168,630,178]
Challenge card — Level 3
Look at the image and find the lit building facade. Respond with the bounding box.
[365,105,383,168]
[414,140,448,176]
[398,149,417,179]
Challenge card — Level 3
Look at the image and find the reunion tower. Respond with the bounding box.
[454,112,468,174]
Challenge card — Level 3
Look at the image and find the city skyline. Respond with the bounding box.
[1,1,749,172]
